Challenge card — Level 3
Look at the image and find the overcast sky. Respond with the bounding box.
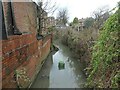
[36,0,120,22]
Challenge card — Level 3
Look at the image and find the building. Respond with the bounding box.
[1,0,52,88]
[41,10,48,35]
[78,18,85,31]
[47,16,56,28]
[37,1,48,35]
[2,0,37,38]
[72,18,85,31]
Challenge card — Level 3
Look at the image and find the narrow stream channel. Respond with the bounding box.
[31,42,86,88]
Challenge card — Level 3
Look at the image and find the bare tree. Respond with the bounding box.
[56,8,69,26]
[92,6,110,29]
[36,0,57,36]
[118,1,120,23]
[37,0,57,15]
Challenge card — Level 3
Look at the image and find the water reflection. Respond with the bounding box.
[31,43,86,88]
[31,52,53,88]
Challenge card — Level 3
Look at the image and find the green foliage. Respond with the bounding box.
[73,17,79,24]
[84,17,94,28]
[118,1,120,23]
[48,26,56,33]
[111,72,120,88]
[86,10,120,88]
[54,28,92,64]
[69,22,72,26]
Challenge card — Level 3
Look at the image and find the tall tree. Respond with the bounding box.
[36,0,57,36]
[92,6,110,29]
[73,17,79,24]
[56,8,69,26]
[118,1,120,23]
[37,0,57,15]
[84,17,94,28]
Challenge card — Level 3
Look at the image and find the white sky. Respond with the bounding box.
[36,0,120,22]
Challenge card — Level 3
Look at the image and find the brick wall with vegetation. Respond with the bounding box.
[2,33,51,88]
[1,1,52,88]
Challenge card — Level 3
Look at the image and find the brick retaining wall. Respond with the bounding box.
[1,33,52,88]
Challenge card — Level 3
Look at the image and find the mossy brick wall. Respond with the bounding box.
[1,33,52,88]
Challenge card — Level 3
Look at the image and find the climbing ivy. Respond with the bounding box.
[86,7,120,88]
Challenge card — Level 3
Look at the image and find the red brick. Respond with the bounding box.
[2,1,52,88]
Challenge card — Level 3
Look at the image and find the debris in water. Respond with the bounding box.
[41,75,49,78]
[58,61,65,70]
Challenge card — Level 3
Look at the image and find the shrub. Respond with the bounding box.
[54,29,91,64]
[86,10,120,88]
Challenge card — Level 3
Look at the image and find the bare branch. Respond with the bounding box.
[38,0,57,14]
[56,8,69,26]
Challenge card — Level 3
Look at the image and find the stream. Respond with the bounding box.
[31,42,86,88]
